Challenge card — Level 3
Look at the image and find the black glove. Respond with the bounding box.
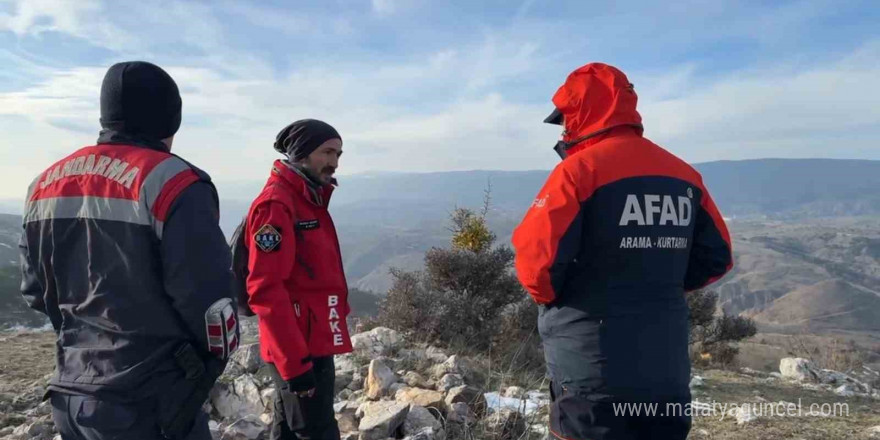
[286,368,316,394]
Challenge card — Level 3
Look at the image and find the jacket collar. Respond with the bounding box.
[96,129,170,152]
[566,125,642,157]
[271,159,335,207]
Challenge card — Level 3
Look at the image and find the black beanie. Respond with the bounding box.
[273,119,341,161]
[100,61,182,142]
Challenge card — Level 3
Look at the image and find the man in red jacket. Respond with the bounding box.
[244,119,353,440]
[512,63,733,439]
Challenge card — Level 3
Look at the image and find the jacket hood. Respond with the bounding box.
[550,63,643,144]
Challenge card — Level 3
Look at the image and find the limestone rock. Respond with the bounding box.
[229,344,263,375]
[365,359,398,400]
[336,370,355,395]
[446,402,476,425]
[336,409,360,433]
[444,385,487,417]
[221,415,267,440]
[350,370,366,392]
[425,346,449,364]
[351,327,404,358]
[358,401,410,440]
[779,358,819,382]
[210,375,267,421]
[404,372,431,389]
[389,383,408,396]
[436,374,464,393]
[396,388,446,413]
[260,388,276,412]
[403,405,444,439]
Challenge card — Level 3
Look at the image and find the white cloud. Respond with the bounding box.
[0,0,134,50]
[637,41,880,162]
[0,1,877,201]
[0,0,226,55]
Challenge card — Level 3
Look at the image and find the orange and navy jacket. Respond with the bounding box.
[245,160,353,381]
[513,64,733,310]
[19,132,237,399]
[512,63,732,403]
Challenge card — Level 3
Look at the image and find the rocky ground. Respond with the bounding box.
[1,327,879,439]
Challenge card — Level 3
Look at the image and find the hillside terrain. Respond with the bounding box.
[1,159,879,339]
[1,328,879,440]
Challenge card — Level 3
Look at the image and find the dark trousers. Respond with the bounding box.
[539,307,691,440]
[547,381,691,440]
[50,392,211,440]
[268,356,340,440]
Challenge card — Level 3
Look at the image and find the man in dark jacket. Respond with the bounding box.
[512,62,733,440]
[20,61,237,440]
[244,119,353,440]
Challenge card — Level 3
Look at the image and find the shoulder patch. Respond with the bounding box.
[254,224,282,252]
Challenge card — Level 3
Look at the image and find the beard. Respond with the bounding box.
[299,164,335,185]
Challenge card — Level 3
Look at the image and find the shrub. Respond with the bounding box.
[372,199,542,388]
[687,289,757,368]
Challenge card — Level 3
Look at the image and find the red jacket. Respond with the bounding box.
[245,160,353,381]
[511,62,733,402]
[513,63,733,306]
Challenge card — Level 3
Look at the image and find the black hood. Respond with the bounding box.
[99,61,182,144]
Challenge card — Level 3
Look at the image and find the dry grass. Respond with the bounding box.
[689,369,880,439]
[0,331,55,384]
[0,330,55,429]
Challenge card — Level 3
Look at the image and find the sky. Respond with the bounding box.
[0,0,878,199]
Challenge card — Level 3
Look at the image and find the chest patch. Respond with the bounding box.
[254,224,282,252]
[295,219,320,231]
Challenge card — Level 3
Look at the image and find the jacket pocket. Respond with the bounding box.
[75,399,140,431]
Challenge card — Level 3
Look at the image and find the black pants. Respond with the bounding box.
[539,307,691,440]
[50,392,211,440]
[268,356,340,440]
[547,382,691,440]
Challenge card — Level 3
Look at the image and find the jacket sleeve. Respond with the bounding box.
[245,200,313,381]
[19,176,48,317]
[19,232,45,314]
[684,184,733,291]
[512,163,587,304]
[161,181,238,359]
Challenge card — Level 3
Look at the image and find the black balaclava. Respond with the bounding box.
[273,119,341,161]
[99,61,182,145]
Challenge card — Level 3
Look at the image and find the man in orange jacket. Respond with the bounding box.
[245,119,353,439]
[512,63,733,439]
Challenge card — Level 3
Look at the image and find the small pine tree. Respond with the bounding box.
[687,289,757,367]
[374,187,538,365]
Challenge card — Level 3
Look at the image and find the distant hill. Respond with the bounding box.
[1,159,879,332]
[0,214,21,266]
[0,265,47,329]
[695,159,880,219]
[714,217,880,326]
[753,279,880,332]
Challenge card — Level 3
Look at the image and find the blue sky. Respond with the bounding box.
[0,0,878,199]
